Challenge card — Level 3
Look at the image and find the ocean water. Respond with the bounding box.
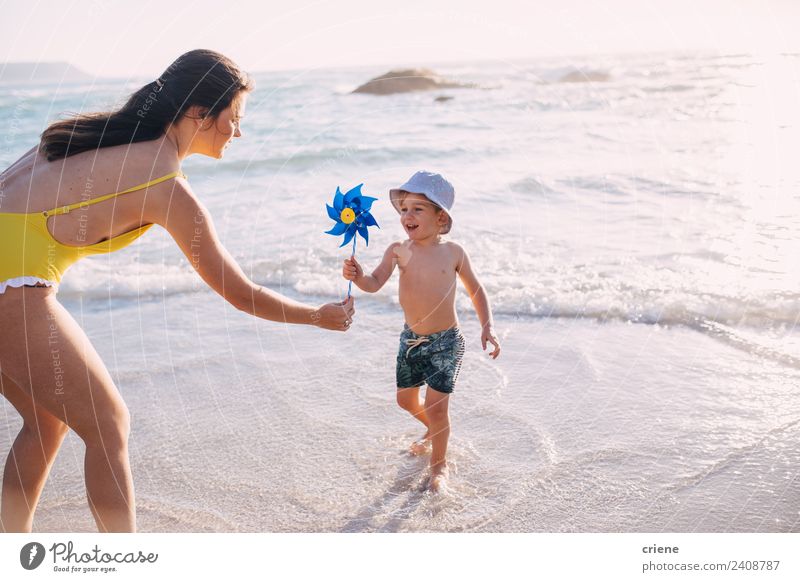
[1,51,799,532]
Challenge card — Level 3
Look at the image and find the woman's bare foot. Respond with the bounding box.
[409,432,432,456]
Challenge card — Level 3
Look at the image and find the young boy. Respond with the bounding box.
[343,171,500,493]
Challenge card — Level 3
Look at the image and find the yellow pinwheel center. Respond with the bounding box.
[340,208,356,224]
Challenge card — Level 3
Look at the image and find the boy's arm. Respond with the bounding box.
[454,243,501,359]
[343,242,399,293]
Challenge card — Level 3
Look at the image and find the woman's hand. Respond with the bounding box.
[313,296,356,331]
[343,256,363,282]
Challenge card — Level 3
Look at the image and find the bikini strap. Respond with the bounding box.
[43,171,188,217]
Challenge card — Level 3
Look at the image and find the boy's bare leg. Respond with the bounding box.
[396,387,431,454]
[424,388,450,492]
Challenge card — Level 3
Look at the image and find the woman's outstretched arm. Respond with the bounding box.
[146,177,354,330]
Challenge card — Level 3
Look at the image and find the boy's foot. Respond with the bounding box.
[409,432,432,456]
[428,466,449,493]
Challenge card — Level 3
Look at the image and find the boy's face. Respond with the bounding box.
[398,193,447,239]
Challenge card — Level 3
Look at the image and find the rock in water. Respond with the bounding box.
[352,69,472,95]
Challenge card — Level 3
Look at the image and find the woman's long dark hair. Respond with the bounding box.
[39,49,254,161]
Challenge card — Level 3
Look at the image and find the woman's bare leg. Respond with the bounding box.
[0,372,69,532]
[0,288,136,532]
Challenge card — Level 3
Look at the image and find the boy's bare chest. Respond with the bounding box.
[396,244,456,287]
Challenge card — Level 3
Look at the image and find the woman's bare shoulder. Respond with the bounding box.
[140,171,198,226]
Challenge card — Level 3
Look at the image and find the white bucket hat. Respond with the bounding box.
[389,171,455,234]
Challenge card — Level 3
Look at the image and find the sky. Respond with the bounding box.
[1,0,799,78]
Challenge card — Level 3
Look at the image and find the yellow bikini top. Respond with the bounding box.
[0,170,187,285]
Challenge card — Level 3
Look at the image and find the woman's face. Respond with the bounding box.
[193,92,247,158]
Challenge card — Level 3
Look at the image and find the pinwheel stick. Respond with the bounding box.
[347,234,357,298]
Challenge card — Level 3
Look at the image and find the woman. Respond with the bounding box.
[0,49,355,533]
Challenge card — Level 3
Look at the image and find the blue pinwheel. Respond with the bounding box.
[325,183,380,297]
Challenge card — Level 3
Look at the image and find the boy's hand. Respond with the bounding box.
[481,326,501,359]
[343,256,364,281]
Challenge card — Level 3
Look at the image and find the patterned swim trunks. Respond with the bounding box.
[396,324,466,394]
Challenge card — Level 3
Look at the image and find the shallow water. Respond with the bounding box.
[6,297,796,532]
